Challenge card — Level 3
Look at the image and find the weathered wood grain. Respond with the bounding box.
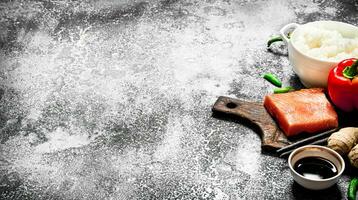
[212,96,290,151]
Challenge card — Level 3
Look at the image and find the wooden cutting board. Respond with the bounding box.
[212,96,358,151]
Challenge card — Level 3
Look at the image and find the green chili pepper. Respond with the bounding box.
[348,178,358,200]
[267,33,291,48]
[267,36,284,48]
[263,73,282,87]
[273,86,294,94]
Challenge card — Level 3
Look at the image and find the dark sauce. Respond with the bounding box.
[293,157,338,180]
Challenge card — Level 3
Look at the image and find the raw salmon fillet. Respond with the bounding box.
[264,88,338,137]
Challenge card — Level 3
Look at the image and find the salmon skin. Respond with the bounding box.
[264,88,338,137]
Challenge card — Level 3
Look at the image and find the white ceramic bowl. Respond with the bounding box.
[280,21,358,88]
[288,145,345,190]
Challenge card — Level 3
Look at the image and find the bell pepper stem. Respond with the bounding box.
[352,59,358,70]
[343,59,358,79]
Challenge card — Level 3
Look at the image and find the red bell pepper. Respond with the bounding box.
[327,58,358,112]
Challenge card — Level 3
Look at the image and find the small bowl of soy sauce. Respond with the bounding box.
[288,145,345,190]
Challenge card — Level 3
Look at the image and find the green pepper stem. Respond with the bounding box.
[352,59,358,70]
[343,59,358,80]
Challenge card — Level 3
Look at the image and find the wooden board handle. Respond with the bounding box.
[212,96,290,150]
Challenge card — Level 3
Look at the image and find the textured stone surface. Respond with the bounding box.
[0,0,357,199]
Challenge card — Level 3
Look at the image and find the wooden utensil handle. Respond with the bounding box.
[212,96,290,150]
[212,96,266,122]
